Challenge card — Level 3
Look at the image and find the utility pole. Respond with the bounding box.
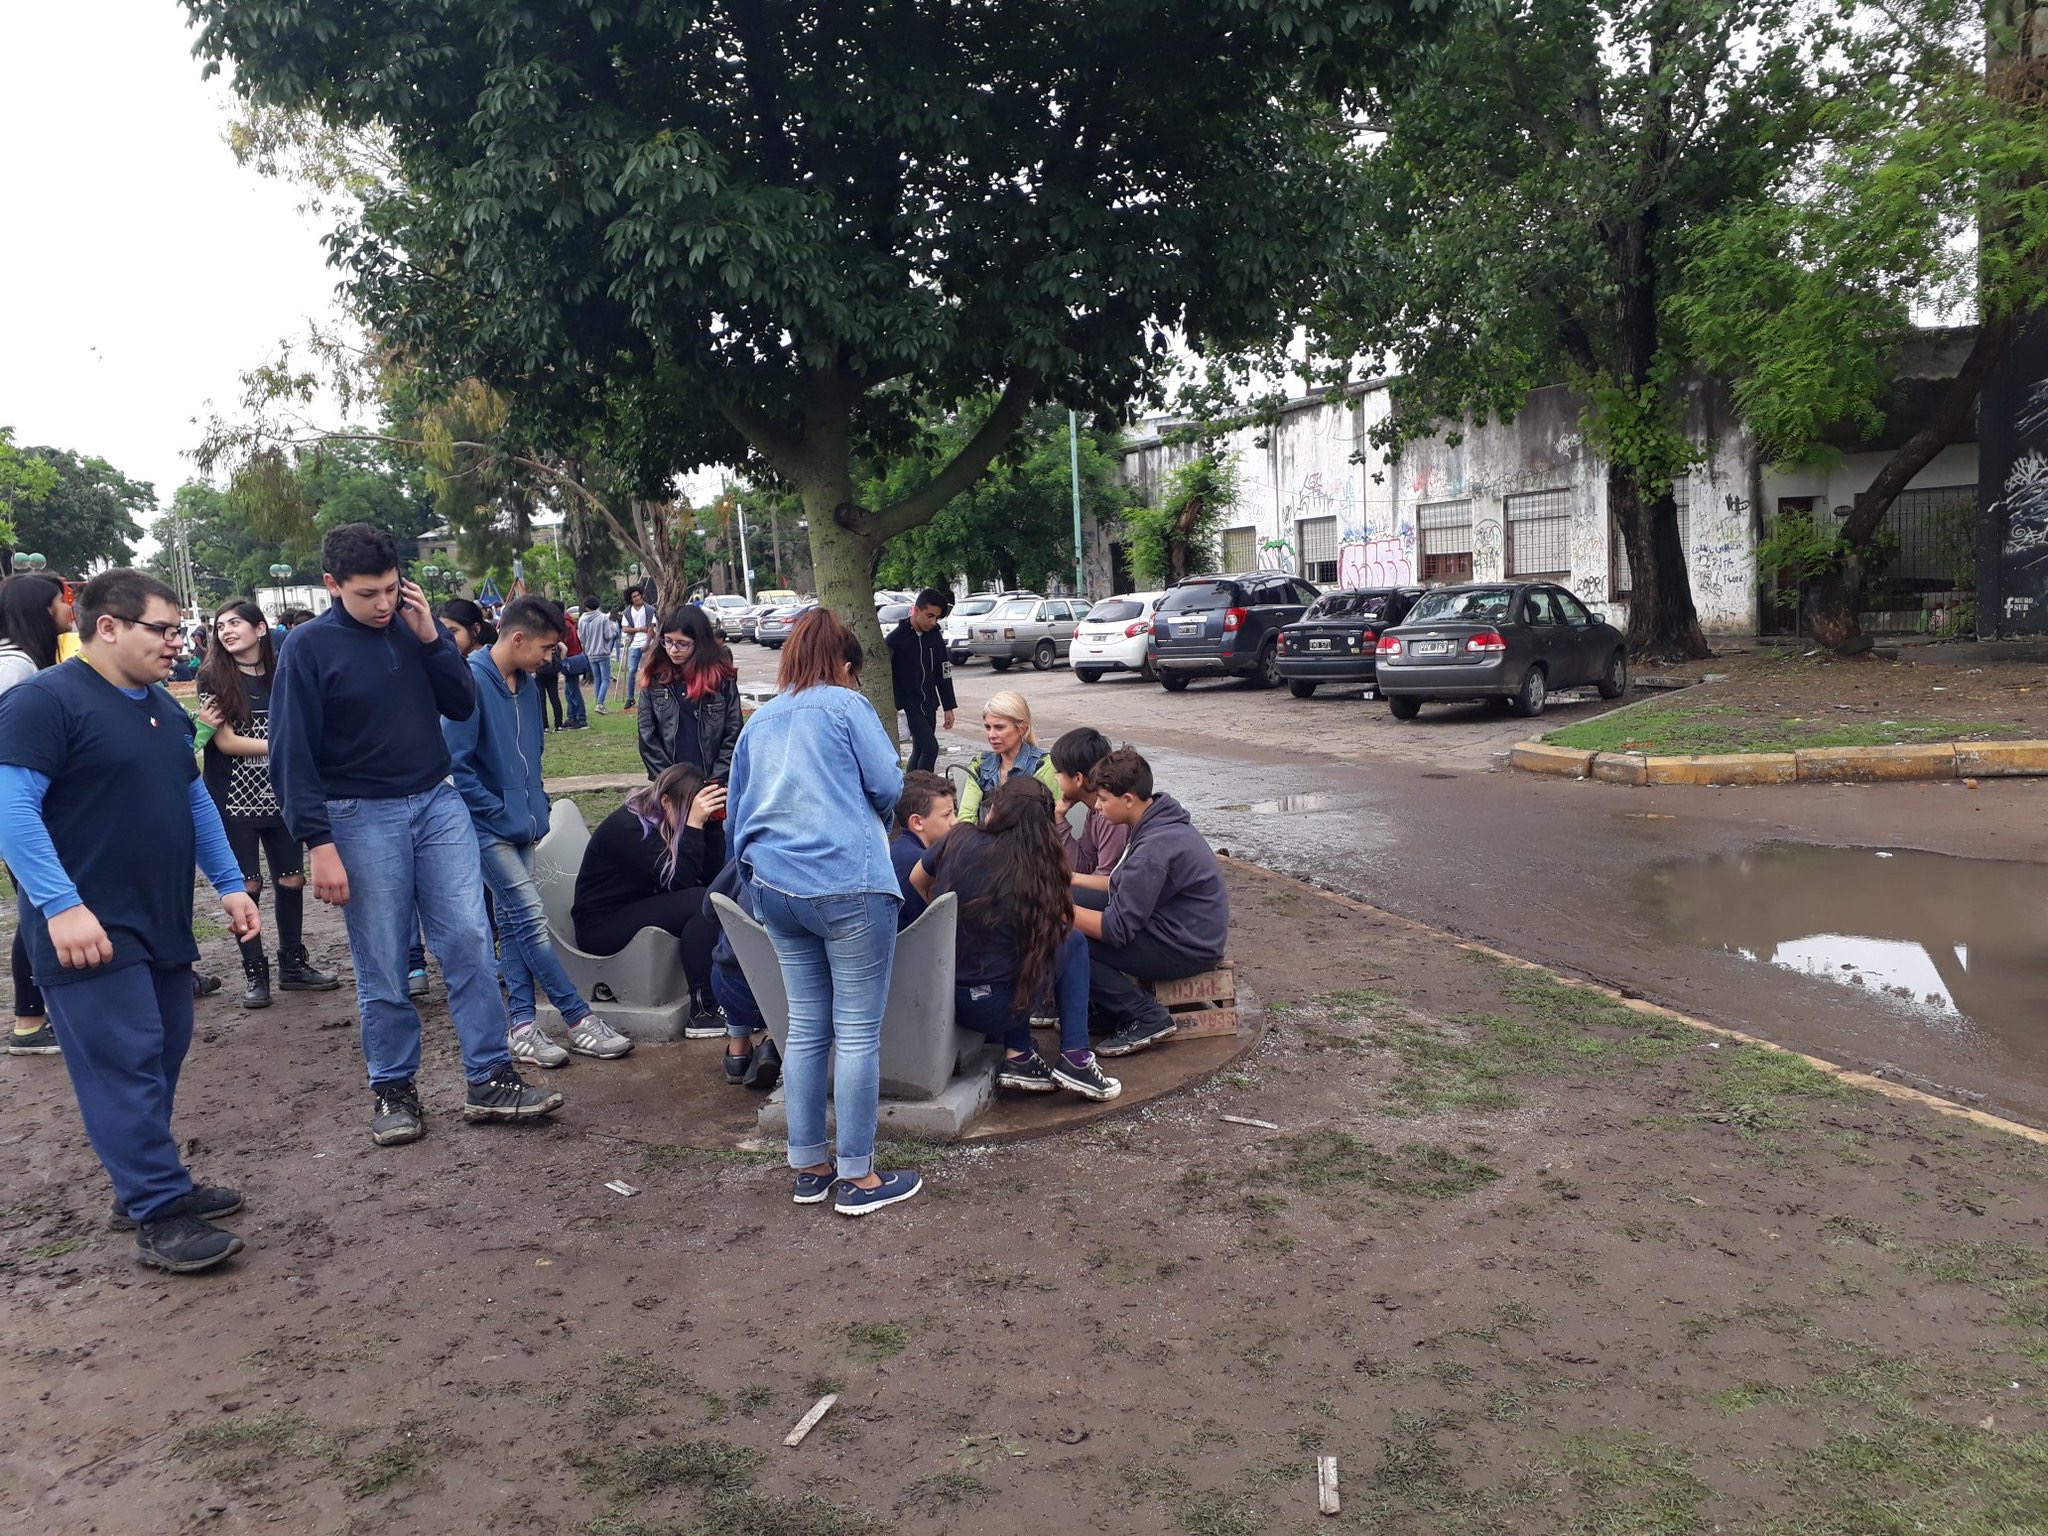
[1068,410,1086,599]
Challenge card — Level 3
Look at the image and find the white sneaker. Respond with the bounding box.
[568,1016,634,1059]
[509,1023,570,1069]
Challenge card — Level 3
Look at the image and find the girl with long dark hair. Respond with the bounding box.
[1,574,74,1054]
[196,600,343,1008]
[911,775,1122,1101]
[637,603,741,775]
[570,761,728,1033]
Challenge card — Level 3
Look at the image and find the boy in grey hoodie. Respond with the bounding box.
[1069,748,1229,1057]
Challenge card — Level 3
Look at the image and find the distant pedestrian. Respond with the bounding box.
[621,586,654,709]
[577,597,615,714]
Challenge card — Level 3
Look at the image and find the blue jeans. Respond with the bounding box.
[45,963,196,1223]
[326,781,512,1087]
[753,884,898,1180]
[624,645,646,704]
[591,656,612,708]
[478,833,590,1030]
[955,928,1091,1056]
[564,668,587,726]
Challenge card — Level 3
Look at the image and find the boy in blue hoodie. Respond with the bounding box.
[444,596,634,1069]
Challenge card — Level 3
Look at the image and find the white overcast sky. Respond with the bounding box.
[2,2,346,520]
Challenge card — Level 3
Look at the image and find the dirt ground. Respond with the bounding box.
[4,862,2045,1536]
[1545,643,2048,756]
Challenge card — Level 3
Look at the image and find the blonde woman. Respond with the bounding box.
[958,689,1060,824]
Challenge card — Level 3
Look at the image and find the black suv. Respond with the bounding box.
[1149,572,1322,690]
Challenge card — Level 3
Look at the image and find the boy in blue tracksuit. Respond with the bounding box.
[443,596,633,1070]
[270,522,563,1147]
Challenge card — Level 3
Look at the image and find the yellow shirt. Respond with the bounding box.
[57,632,81,663]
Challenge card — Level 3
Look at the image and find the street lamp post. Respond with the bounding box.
[269,563,292,619]
[21,553,47,573]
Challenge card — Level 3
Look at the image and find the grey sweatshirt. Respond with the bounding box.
[1101,793,1229,959]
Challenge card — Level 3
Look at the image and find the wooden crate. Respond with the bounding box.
[1148,963,1241,1039]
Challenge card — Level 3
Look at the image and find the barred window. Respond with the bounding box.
[1886,485,1976,585]
[1296,516,1339,584]
[1416,499,1473,584]
[1614,479,1692,597]
[1506,489,1570,581]
[1221,526,1258,571]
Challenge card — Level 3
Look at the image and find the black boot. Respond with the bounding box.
[277,945,341,992]
[241,951,272,1010]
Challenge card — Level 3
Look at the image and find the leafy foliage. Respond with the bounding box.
[0,428,59,554]
[11,445,153,574]
[1125,454,1238,587]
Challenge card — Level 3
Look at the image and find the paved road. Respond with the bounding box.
[733,642,2048,1125]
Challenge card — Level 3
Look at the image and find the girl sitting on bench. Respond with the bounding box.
[912,775,1121,1102]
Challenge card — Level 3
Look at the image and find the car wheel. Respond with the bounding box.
[990,658,1012,672]
[1511,666,1548,718]
[1076,668,1103,684]
[1140,653,1157,681]
[1597,649,1628,700]
[1252,640,1282,689]
[1160,672,1191,692]
[1288,679,1318,699]
[1388,695,1422,720]
[1033,639,1057,670]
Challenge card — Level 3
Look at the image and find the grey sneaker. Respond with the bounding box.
[567,1016,633,1059]
[462,1063,566,1121]
[371,1082,425,1146]
[6,1023,60,1055]
[509,1023,571,1069]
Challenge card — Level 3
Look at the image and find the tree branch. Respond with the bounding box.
[869,375,1038,543]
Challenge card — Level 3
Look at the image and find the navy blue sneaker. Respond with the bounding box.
[793,1163,837,1205]
[833,1170,923,1218]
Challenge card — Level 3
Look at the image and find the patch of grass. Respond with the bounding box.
[841,1321,909,1363]
[175,1410,446,1504]
[1172,1489,1265,1536]
[899,1471,989,1517]
[1544,704,2016,756]
[1320,986,1401,1018]
[21,1236,86,1260]
[192,917,226,943]
[569,788,628,826]
[587,1351,695,1427]
[1264,1129,1501,1202]
[540,709,646,778]
[1548,1431,1710,1536]
[1695,1044,1852,1133]
[176,1410,314,1457]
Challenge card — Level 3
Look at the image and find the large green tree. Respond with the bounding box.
[0,427,58,556]
[14,446,155,574]
[187,0,1443,720]
[147,481,277,607]
[1319,0,1888,659]
[874,405,1128,595]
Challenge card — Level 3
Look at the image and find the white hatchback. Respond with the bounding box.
[1072,592,1166,682]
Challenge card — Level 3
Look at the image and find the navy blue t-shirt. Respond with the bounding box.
[0,660,201,979]
[890,829,931,929]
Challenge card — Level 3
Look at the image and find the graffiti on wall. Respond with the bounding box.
[1997,451,2048,567]
[1337,537,1415,588]
[1473,518,1504,580]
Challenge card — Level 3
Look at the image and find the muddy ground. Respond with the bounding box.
[4,861,2045,1536]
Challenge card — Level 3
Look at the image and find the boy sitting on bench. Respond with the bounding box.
[889,770,957,928]
[1070,748,1229,1057]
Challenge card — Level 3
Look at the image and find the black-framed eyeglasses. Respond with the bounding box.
[121,618,182,641]
[661,635,695,650]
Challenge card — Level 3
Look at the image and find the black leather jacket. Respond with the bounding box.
[637,675,741,780]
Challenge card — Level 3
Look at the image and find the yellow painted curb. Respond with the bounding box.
[1509,742,1595,777]
[1514,738,2048,786]
[1221,856,2048,1146]
[1795,743,1956,782]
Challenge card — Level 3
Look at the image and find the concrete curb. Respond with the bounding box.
[1511,737,2048,786]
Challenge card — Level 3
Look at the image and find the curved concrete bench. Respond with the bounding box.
[532,799,692,1040]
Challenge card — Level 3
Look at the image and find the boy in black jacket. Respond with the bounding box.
[886,587,957,772]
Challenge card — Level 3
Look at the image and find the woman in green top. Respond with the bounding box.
[957,688,1059,825]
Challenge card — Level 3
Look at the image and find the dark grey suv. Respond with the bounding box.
[1149,572,1321,690]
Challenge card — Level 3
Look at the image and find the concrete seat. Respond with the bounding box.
[532,799,692,1041]
[710,890,992,1101]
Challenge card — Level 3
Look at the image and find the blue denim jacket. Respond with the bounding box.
[728,685,903,899]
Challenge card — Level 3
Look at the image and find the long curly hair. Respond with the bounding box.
[641,603,737,701]
[964,775,1072,1008]
[195,599,277,727]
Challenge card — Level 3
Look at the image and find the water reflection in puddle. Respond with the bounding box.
[1222,794,1337,815]
[1646,843,2048,1060]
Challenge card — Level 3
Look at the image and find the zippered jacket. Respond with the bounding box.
[443,648,552,845]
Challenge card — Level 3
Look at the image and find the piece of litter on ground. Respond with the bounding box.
[1220,1115,1281,1130]
[1317,1455,1341,1516]
[784,1394,837,1447]
[536,1258,553,1267]
[1875,851,1893,858]
[604,1180,640,1196]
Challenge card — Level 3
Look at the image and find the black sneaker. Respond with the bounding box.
[242,957,272,1010]
[744,1037,782,1093]
[134,1213,244,1273]
[372,1081,425,1146]
[1096,1013,1178,1058]
[111,1184,245,1230]
[1051,1055,1124,1102]
[724,1045,754,1085]
[996,1052,1057,1092]
[192,971,223,999]
[5,1023,59,1055]
[462,1063,566,1122]
[277,946,342,992]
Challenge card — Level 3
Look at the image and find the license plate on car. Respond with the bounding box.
[977,628,996,639]
[1175,620,1202,635]
[1416,640,1454,655]
[1309,638,1332,651]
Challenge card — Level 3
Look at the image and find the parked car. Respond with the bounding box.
[1375,582,1627,720]
[877,601,914,628]
[942,594,1004,662]
[1276,587,1425,698]
[1148,572,1321,691]
[966,595,1083,671]
[755,602,817,649]
[739,602,777,642]
[701,592,752,639]
[1071,591,1166,683]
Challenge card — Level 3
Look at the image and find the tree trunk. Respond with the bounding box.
[800,483,894,728]
[1802,316,2017,647]
[994,549,1020,591]
[1616,463,1708,658]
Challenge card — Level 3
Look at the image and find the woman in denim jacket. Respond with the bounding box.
[726,609,922,1217]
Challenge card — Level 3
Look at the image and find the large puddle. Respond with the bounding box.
[1645,843,2048,1065]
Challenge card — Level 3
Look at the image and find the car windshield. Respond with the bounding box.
[1406,588,1515,624]
[879,604,911,623]
[1159,581,1241,613]
[954,597,997,618]
[1307,592,1391,621]
[991,598,1037,620]
[1086,599,1145,623]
